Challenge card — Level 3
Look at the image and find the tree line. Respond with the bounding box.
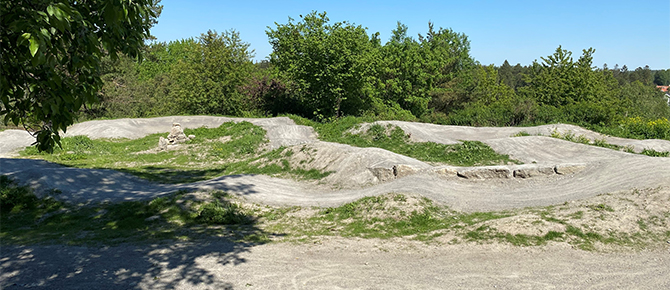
[4,7,669,151]
[89,11,669,137]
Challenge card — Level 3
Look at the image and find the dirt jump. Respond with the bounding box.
[1,116,669,212]
[2,116,670,289]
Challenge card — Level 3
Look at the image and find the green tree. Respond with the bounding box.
[498,60,514,88]
[170,30,256,116]
[619,81,670,119]
[1,0,160,152]
[267,11,377,120]
[379,22,474,117]
[654,69,670,86]
[628,65,654,85]
[137,39,197,82]
[519,46,622,125]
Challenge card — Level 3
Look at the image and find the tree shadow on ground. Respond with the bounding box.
[1,186,271,289]
[1,238,256,289]
[116,166,230,184]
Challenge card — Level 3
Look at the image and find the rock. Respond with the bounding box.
[554,163,586,175]
[145,215,160,222]
[167,123,191,144]
[513,164,555,178]
[433,166,458,177]
[458,166,512,179]
[393,164,417,178]
[188,134,196,139]
[369,167,395,182]
[158,137,168,151]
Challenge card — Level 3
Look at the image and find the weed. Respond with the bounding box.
[637,220,648,231]
[640,149,670,157]
[393,193,407,202]
[568,211,584,219]
[587,204,614,212]
[592,138,620,150]
[576,135,590,144]
[511,131,531,137]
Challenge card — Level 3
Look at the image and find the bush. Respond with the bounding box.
[619,117,670,140]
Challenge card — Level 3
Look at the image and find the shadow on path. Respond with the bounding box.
[1,239,258,289]
[0,158,265,204]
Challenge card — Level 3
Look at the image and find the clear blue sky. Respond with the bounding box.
[150,0,670,69]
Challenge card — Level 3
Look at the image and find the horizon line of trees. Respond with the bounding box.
[87,11,670,140]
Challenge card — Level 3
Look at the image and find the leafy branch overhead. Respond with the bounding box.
[0,0,161,152]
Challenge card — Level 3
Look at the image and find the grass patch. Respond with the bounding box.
[1,178,266,245]
[511,131,531,137]
[641,149,670,157]
[19,121,331,183]
[291,115,520,166]
[587,203,615,212]
[4,177,667,251]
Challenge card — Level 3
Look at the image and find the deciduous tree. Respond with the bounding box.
[1,0,160,152]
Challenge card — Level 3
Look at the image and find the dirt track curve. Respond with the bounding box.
[1,116,669,212]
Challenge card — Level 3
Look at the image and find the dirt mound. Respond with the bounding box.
[353,121,670,153]
[2,116,670,212]
[283,142,432,187]
[0,116,318,158]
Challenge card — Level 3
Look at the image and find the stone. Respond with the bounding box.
[457,166,512,179]
[393,164,417,178]
[167,123,190,144]
[433,166,458,177]
[513,164,555,178]
[158,137,168,151]
[369,167,395,182]
[188,134,196,139]
[145,215,160,222]
[554,163,586,175]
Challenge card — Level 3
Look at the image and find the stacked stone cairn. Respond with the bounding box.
[158,123,196,150]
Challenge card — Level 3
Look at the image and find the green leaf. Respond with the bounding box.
[18,32,31,46]
[29,36,39,56]
[50,103,59,114]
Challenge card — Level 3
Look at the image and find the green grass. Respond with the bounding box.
[641,149,670,157]
[1,177,266,245]
[511,131,531,137]
[587,203,615,212]
[3,176,667,250]
[291,115,521,166]
[19,121,331,183]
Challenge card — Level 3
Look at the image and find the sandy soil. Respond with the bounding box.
[2,238,669,289]
[2,116,670,289]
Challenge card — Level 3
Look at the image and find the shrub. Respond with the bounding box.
[619,117,670,140]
